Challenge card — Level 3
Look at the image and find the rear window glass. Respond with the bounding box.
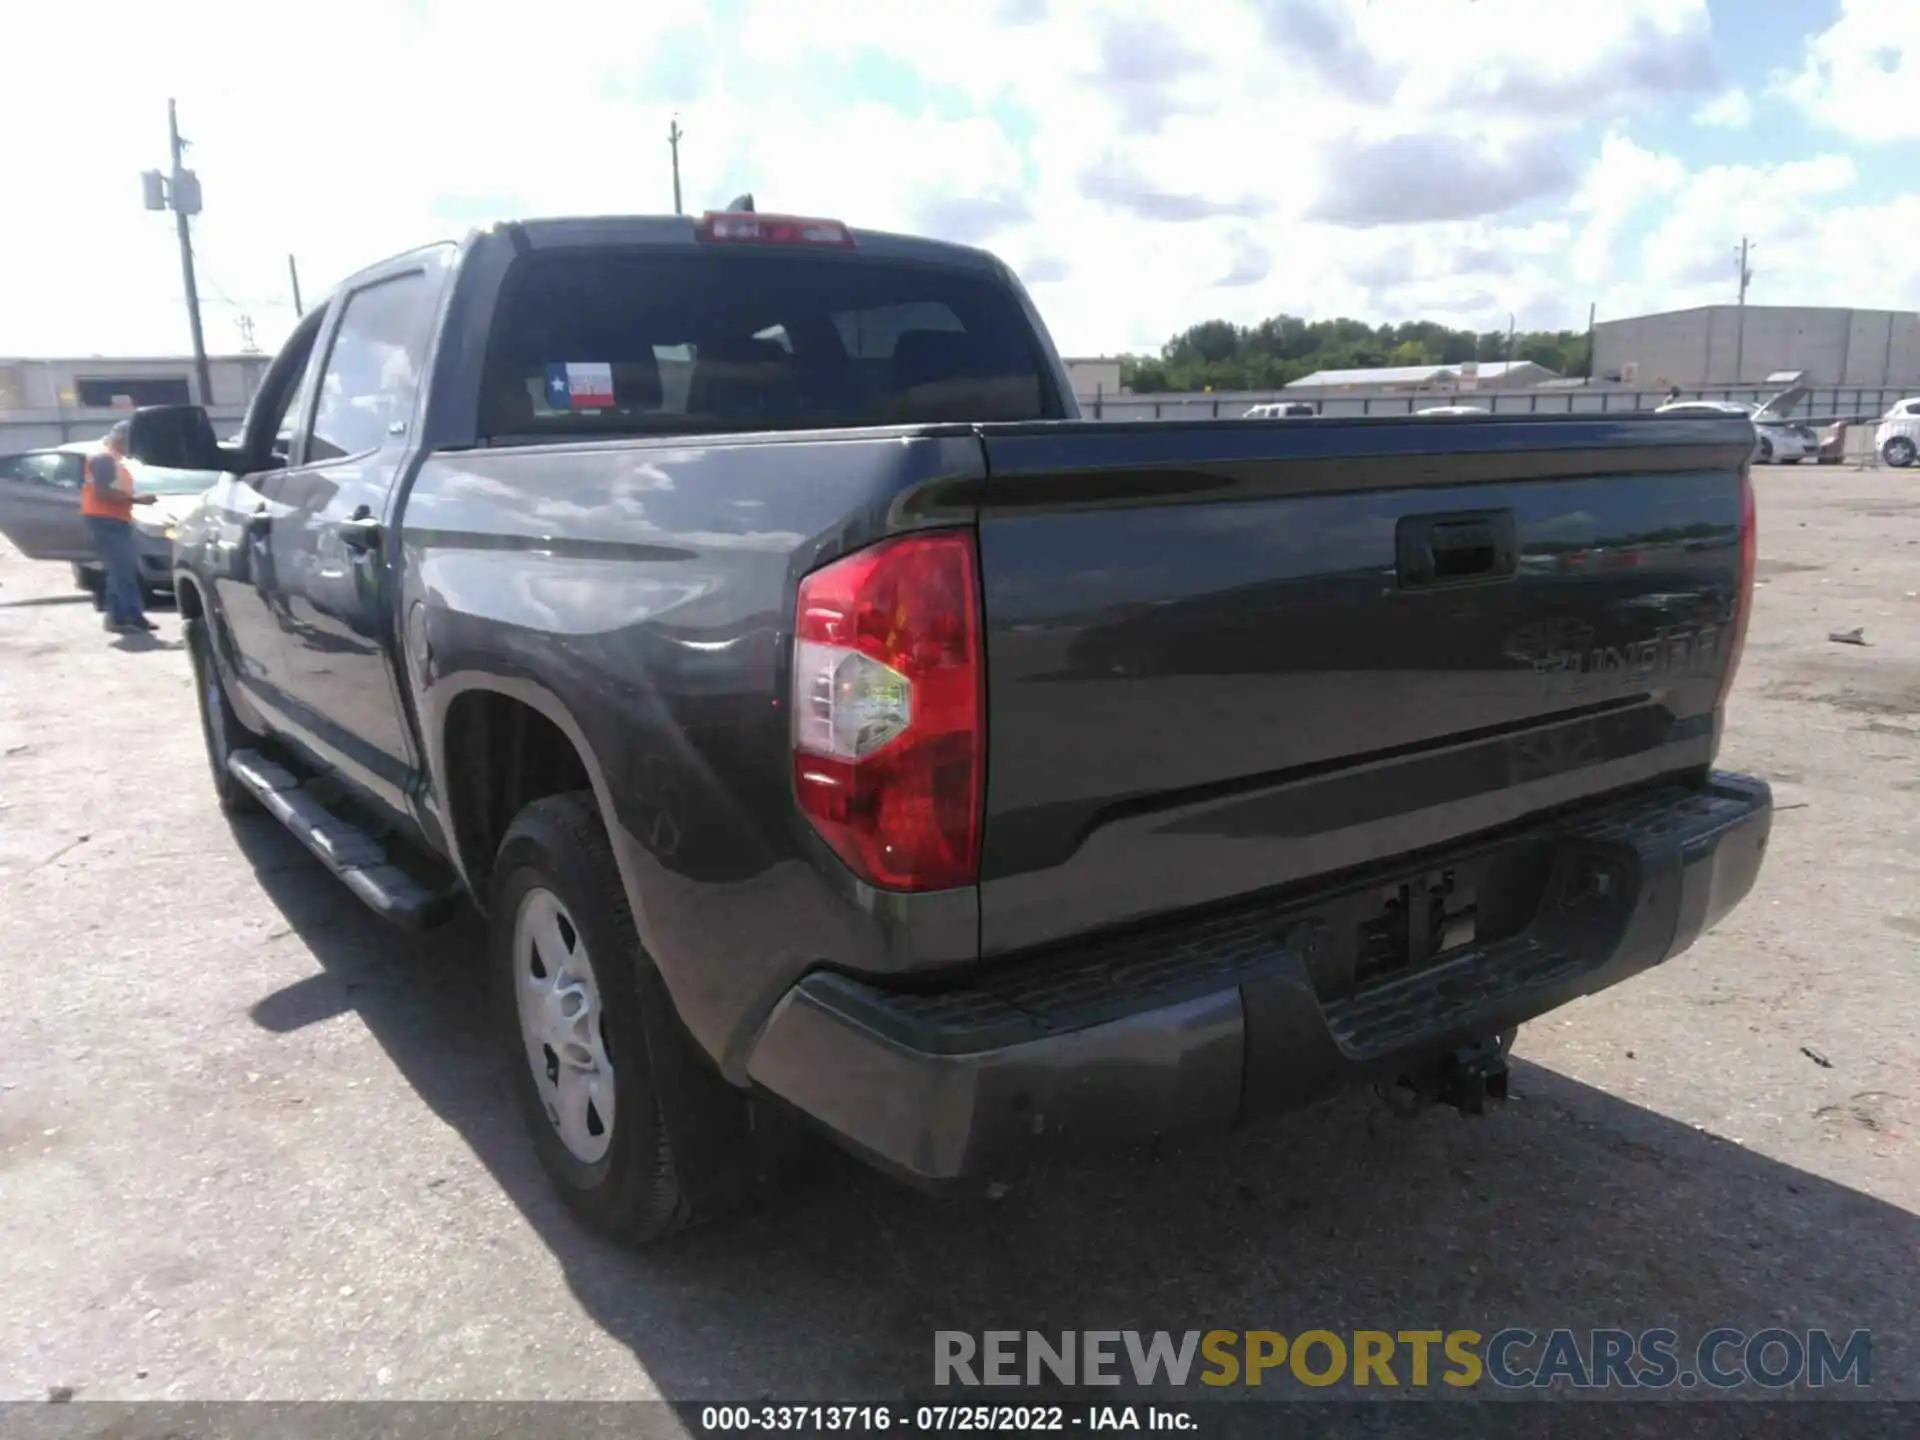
[480,249,1061,439]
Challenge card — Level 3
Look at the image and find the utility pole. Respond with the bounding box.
[288,254,305,318]
[668,115,684,216]
[165,100,212,406]
[1733,236,1754,384]
[1583,300,1596,380]
[1505,313,1516,366]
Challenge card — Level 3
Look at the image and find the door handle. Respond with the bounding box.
[339,513,382,553]
[1396,509,1517,589]
[246,506,272,536]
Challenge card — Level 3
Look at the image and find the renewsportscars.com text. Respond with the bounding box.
[934,1328,1872,1391]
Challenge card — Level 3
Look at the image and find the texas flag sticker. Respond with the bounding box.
[544,361,616,411]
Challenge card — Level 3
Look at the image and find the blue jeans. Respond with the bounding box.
[84,515,145,626]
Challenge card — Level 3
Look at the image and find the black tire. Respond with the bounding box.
[1885,436,1917,469]
[74,565,105,609]
[490,792,751,1245]
[1756,437,1774,464]
[185,615,261,815]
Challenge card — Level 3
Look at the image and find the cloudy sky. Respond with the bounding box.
[4,0,1915,360]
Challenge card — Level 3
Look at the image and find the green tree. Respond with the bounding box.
[1116,311,1582,393]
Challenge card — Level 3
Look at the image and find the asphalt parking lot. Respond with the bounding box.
[0,464,1915,1411]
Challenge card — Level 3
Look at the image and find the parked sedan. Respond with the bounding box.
[0,441,219,602]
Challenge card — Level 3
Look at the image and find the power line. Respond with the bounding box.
[187,245,239,308]
[187,243,296,313]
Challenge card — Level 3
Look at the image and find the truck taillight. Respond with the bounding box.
[1717,464,1757,708]
[791,531,983,891]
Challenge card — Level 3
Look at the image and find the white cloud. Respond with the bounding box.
[1567,134,1689,288]
[1777,0,1919,141]
[0,0,1913,370]
[1692,88,1753,129]
[1580,151,1912,322]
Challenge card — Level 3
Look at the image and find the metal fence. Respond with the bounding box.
[1086,385,1916,425]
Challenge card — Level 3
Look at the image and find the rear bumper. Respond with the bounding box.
[745,772,1771,1183]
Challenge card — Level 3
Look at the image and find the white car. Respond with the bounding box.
[1875,397,1920,468]
[1654,399,1818,464]
[1243,402,1316,419]
[1416,405,1490,416]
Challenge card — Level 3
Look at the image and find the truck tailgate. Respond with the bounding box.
[973,414,1755,955]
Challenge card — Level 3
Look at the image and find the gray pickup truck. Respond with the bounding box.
[124,207,1771,1245]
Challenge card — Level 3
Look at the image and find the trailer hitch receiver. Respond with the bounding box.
[1441,1036,1510,1116]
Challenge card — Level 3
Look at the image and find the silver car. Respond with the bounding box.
[1654,396,1818,464]
[0,440,220,603]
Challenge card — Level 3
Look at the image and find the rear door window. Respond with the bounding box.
[308,272,435,462]
[17,453,82,489]
[480,248,1062,439]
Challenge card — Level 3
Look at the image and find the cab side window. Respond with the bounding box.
[268,364,317,467]
[308,273,432,463]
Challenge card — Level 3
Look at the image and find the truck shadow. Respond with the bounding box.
[236,818,1917,1411]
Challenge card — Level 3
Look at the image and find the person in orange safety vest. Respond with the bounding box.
[80,420,159,635]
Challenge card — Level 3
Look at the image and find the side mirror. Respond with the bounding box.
[127,404,232,472]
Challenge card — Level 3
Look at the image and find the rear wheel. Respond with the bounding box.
[1756,436,1774,464]
[185,615,260,815]
[1885,435,1917,469]
[491,792,753,1245]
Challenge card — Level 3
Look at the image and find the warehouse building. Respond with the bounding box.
[1062,356,1125,403]
[1283,360,1558,393]
[1592,305,1920,388]
[0,353,268,451]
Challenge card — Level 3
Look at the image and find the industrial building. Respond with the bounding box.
[1283,360,1558,393]
[1592,305,1920,388]
[1061,356,1125,403]
[0,353,268,452]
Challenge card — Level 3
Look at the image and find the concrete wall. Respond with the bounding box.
[1594,307,1920,387]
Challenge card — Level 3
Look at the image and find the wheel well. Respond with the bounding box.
[442,690,594,902]
[175,575,205,620]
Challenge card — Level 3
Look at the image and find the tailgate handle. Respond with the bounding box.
[1398,510,1516,588]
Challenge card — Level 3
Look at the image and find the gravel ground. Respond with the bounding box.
[0,465,1914,1414]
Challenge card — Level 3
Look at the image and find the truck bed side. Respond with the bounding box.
[397,427,989,1075]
